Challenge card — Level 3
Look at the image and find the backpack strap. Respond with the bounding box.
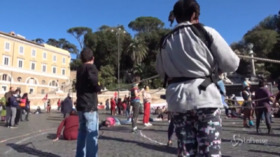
[159,23,219,91]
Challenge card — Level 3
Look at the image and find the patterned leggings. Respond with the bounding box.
[172,108,222,157]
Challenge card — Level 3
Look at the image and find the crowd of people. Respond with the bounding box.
[0,87,30,128]
[1,1,279,157]
[225,79,280,134]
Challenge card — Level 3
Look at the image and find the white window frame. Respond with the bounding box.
[19,45,24,55]
[2,56,10,66]
[31,49,36,57]
[43,52,47,60]
[52,66,56,74]
[42,64,47,73]
[30,62,36,70]
[62,57,66,64]
[53,55,57,62]
[4,41,11,52]
[17,59,24,68]
[61,68,66,76]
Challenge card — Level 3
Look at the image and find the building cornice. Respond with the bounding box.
[0,65,69,80]
[0,33,70,57]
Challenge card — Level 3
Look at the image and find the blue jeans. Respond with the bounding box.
[76,111,99,157]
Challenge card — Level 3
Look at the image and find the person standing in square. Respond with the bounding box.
[75,48,101,157]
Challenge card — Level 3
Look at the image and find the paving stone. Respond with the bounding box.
[0,111,279,157]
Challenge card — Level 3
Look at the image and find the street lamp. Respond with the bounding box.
[111,27,126,98]
[248,43,256,77]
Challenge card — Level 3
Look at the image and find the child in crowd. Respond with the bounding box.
[47,99,51,113]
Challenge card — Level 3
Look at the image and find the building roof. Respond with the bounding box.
[43,44,70,56]
[0,31,43,47]
[0,31,70,56]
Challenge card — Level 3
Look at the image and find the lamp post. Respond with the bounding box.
[111,27,125,98]
[248,43,256,77]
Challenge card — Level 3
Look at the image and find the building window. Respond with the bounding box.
[62,57,66,64]
[19,46,24,54]
[42,64,47,72]
[3,56,10,66]
[17,77,22,82]
[31,49,36,57]
[2,74,7,81]
[42,80,46,84]
[18,59,23,68]
[52,66,56,74]
[4,42,10,51]
[2,74,11,81]
[49,80,58,87]
[43,52,47,60]
[62,69,66,75]
[29,88,34,94]
[27,78,37,84]
[1,74,11,81]
[41,89,45,94]
[31,62,36,70]
[2,86,7,92]
[53,55,57,62]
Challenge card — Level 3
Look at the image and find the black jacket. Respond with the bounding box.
[76,64,101,112]
[61,96,73,114]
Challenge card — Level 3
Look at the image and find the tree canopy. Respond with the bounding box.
[128,16,164,33]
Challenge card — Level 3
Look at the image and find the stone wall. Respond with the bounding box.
[27,89,166,110]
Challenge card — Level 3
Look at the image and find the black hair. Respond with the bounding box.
[22,93,28,99]
[80,47,94,63]
[170,0,200,25]
[258,79,266,87]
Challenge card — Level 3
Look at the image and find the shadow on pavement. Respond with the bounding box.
[7,142,60,157]
[46,117,63,121]
[100,135,177,155]
[248,149,280,156]
[47,133,57,140]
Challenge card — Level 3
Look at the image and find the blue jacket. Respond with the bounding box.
[8,95,19,107]
[61,97,73,114]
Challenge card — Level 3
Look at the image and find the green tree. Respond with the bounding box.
[266,11,280,79]
[70,59,82,70]
[67,27,92,50]
[243,29,278,57]
[98,65,117,89]
[32,38,45,44]
[84,25,132,85]
[127,37,148,66]
[128,16,164,33]
[46,38,78,54]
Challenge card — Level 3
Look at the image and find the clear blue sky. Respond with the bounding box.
[0,0,279,57]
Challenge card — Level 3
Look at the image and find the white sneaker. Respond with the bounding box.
[132,126,137,132]
[144,123,149,127]
[148,123,152,126]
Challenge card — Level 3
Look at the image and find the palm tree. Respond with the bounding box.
[127,37,148,66]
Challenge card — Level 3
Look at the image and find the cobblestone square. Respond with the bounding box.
[0,111,279,157]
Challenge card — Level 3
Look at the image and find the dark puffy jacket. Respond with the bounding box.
[61,97,73,114]
[76,64,101,112]
[8,95,19,107]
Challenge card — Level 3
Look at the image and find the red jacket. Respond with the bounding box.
[56,115,79,140]
[110,99,116,109]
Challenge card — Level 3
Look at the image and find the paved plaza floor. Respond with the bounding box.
[0,110,279,157]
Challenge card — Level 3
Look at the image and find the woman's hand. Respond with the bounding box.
[53,137,59,142]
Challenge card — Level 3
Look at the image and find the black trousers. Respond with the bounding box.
[131,101,140,129]
[15,107,21,125]
[256,107,271,131]
[168,118,174,141]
